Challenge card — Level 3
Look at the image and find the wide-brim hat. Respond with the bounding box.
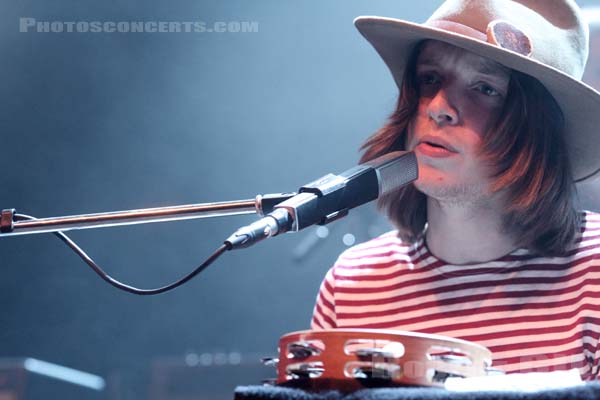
[355,0,600,182]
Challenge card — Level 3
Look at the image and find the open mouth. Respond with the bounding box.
[424,141,447,149]
[416,138,457,157]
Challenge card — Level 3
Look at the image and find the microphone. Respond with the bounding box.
[224,151,418,250]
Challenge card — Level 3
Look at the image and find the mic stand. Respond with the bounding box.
[0,193,296,237]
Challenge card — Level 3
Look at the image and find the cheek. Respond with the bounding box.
[405,103,429,149]
[463,100,503,136]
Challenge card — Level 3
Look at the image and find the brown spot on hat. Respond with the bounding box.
[486,20,532,57]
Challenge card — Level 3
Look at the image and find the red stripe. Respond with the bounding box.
[339,226,600,266]
[335,286,600,318]
[343,237,419,258]
[315,292,334,317]
[490,331,595,357]
[334,257,415,272]
[313,301,335,328]
[333,272,600,315]
[496,353,589,373]
[333,260,600,298]
[484,329,592,352]
[322,277,335,299]
[341,239,412,259]
[311,316,324,329]
[334,251,599,283]
[341,303,600,331]
[467,327,599,347]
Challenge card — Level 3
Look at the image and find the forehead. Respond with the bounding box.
[417,40,511,78]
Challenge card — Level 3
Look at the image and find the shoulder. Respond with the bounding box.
[581,210,600,230]
[336,230,408,261]
[547,210,600,266]
[329,231,421,277]
[577,210,600,253]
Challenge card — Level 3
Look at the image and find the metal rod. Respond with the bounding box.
[0,193,296,237]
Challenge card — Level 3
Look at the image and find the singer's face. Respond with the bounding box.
[405,41,510,203]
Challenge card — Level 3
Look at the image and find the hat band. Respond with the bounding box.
[427,20,487,42]
[426,19,533,57]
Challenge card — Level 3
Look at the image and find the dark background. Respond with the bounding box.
[0,1,599,398]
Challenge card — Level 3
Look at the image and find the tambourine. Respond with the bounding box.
[265,329,494,391]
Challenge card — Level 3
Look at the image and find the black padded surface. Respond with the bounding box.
[234,383,600,400]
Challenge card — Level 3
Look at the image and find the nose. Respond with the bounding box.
[427,88,459,126]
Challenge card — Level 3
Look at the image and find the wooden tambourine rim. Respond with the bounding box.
[277,329,492,391]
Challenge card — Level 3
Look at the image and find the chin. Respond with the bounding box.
[414,167,452,189]
[414,176,451,197]
[415,177,492,204]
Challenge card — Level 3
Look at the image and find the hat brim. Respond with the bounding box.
[355,16,600,182]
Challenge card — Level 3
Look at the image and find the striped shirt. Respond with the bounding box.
[311,211,600,380]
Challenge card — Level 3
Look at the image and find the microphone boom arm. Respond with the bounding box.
[0,193,296,237]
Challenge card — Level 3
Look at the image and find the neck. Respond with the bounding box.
[425,195,518,264]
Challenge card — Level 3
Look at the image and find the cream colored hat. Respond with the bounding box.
[355,0,600,181]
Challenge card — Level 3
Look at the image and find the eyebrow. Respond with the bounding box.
[418,56,510,80]
[475,59,511,78]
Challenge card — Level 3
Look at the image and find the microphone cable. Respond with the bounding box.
[14,213,228,295]
[8,151,417,294]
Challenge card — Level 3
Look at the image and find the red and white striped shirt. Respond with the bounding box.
[311,211,600,380]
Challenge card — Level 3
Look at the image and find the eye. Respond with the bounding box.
[418,72,440,86]
[475,83,501,97]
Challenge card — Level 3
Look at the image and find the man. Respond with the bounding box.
[311,0,600,379]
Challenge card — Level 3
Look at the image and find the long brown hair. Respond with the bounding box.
[360,40,579,256]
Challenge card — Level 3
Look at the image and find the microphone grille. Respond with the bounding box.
[370,151,418,196]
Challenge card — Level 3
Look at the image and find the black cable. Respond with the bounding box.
[14,213,229,295]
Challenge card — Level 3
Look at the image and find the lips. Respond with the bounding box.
[415,135,458,158]
[423,141,447,149]
[417,135,458,153]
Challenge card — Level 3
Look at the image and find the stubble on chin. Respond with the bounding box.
[414,179,493,207]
